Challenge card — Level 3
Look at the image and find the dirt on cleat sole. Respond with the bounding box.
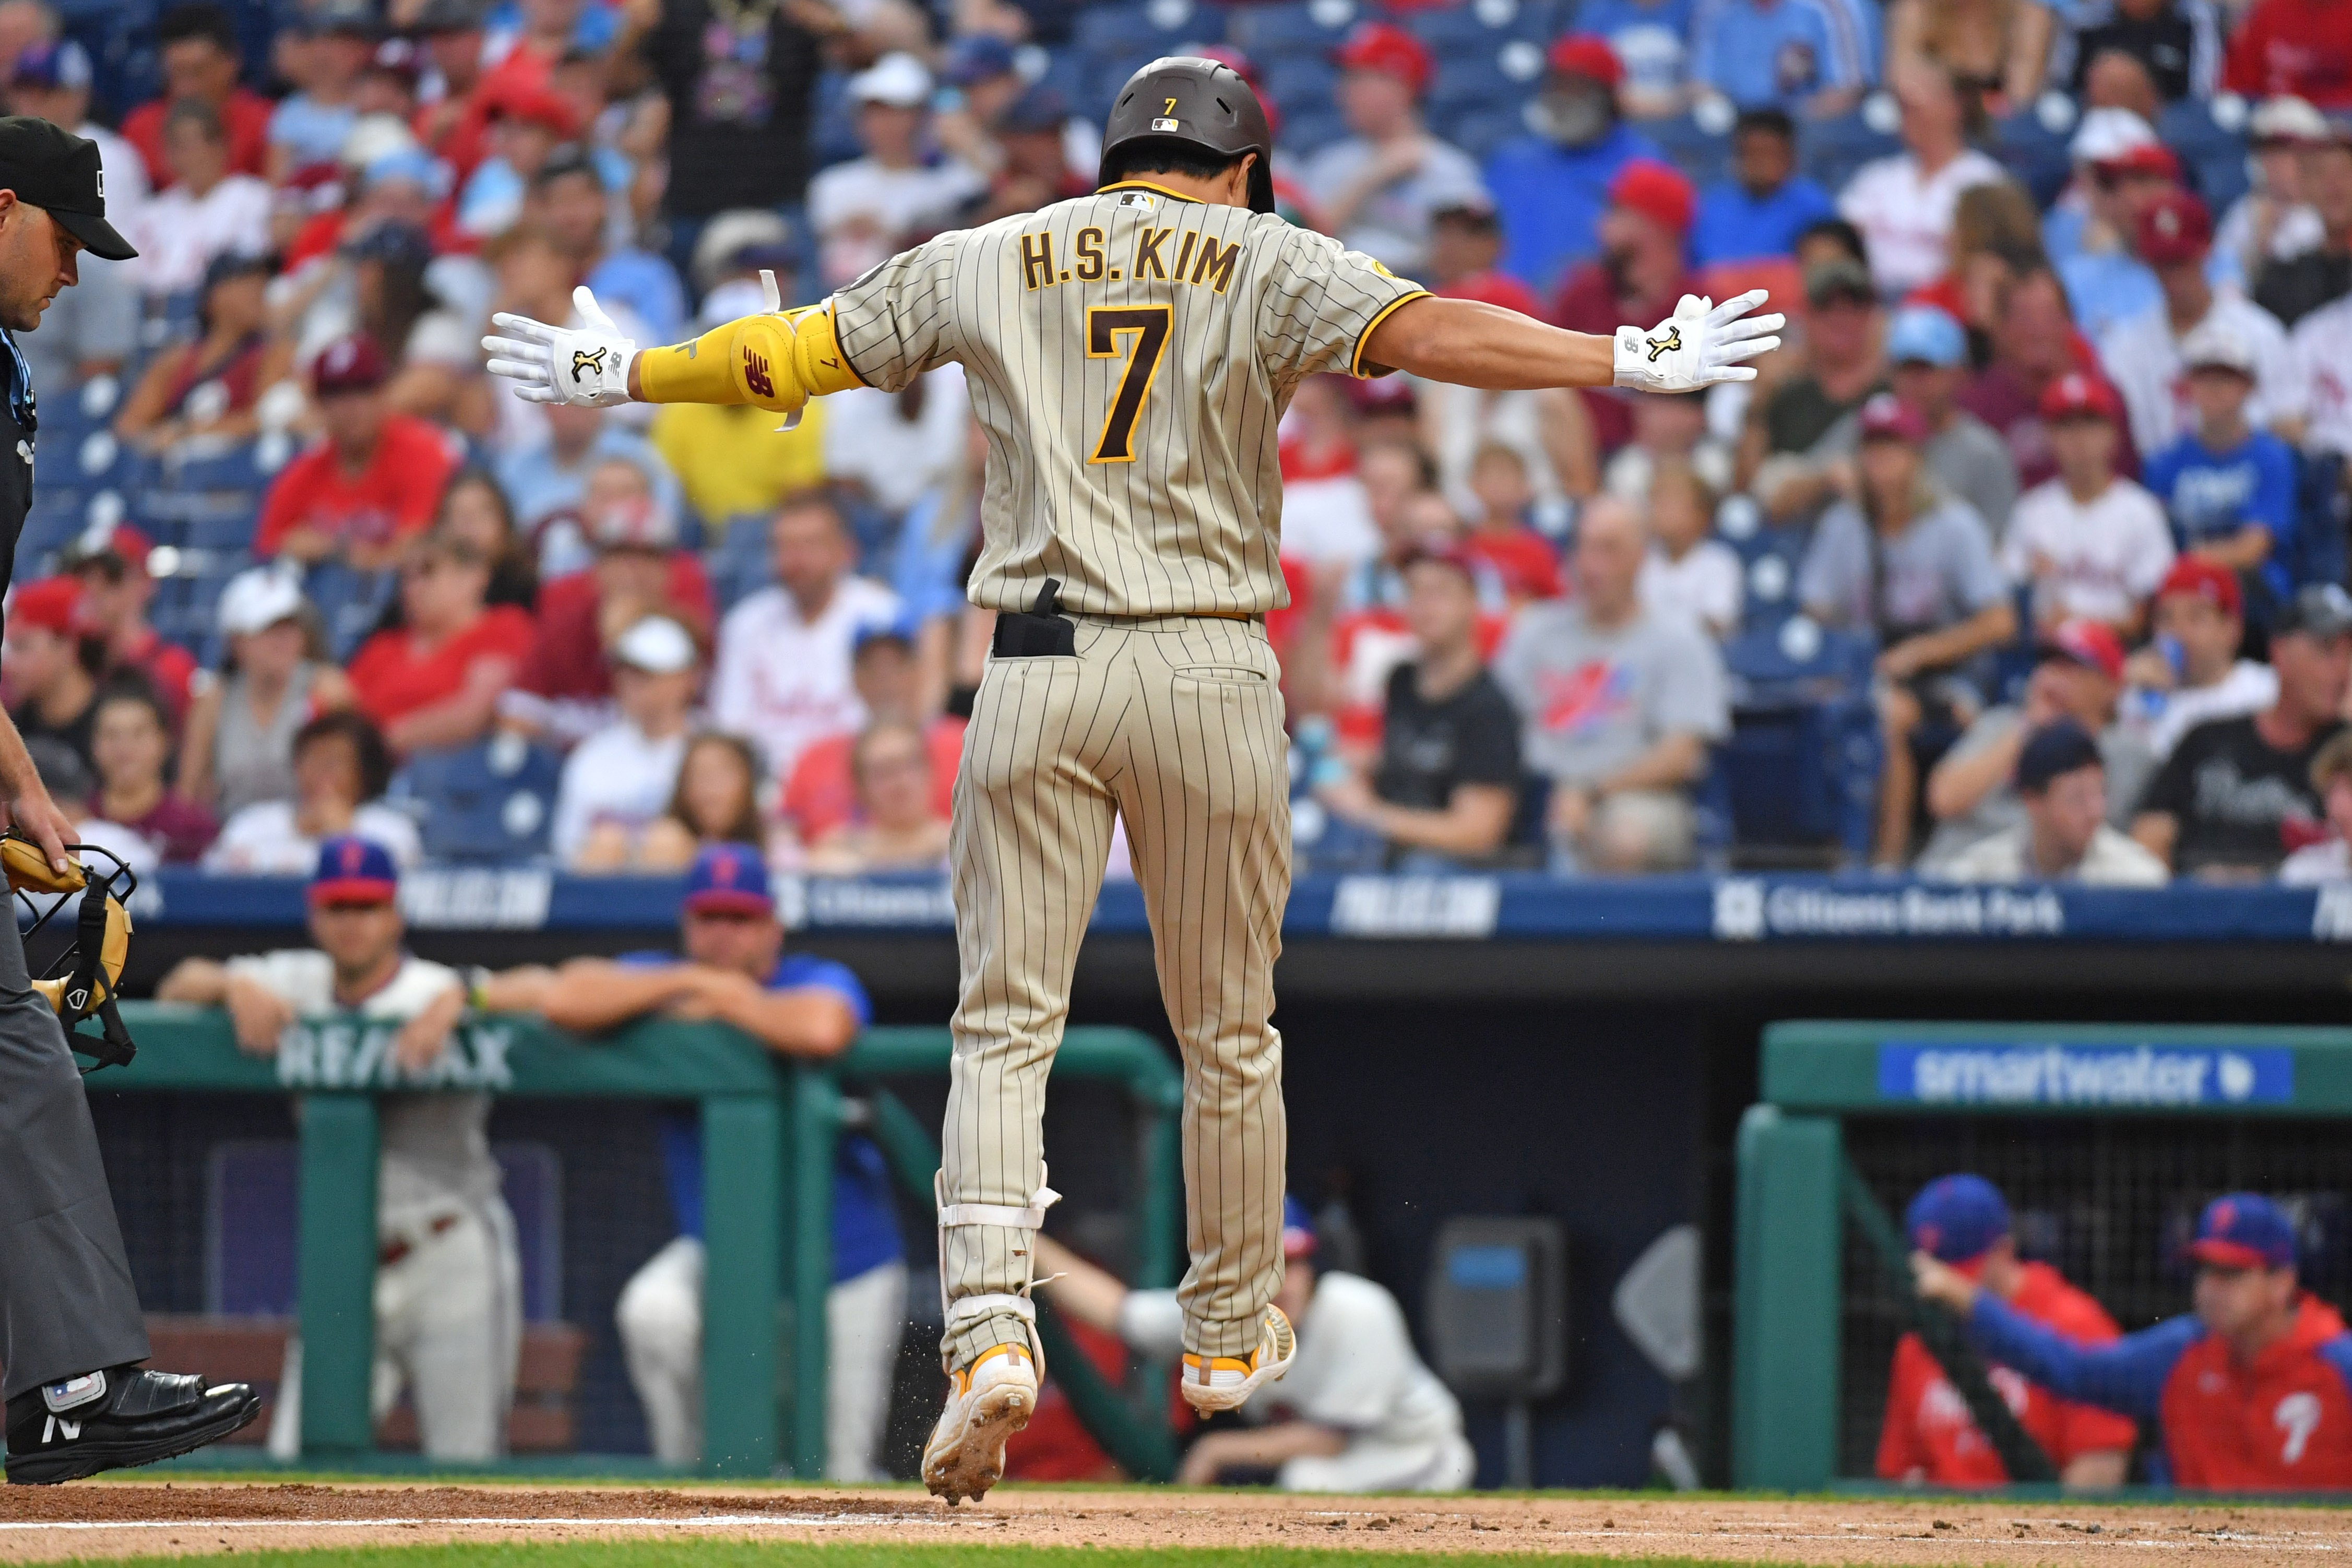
[922,1384,1032,1506]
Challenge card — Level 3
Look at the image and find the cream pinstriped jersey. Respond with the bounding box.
[830,182,1428,617]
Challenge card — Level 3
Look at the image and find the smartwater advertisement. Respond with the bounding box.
[1876,1042,2296,1108]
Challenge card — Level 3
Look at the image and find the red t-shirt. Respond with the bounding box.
[122,90,274,187]
[781,716,966,840]
[114,626,197,724]
[1876,1261,2139,1484]
[255,417,460,559]
[348,605,537,731]
[1464,526,1564,604]
[2227,0,2352,106]
[512,559,715,704]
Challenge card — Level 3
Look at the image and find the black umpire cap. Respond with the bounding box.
[0,116,136,260]
[1099,56,1276,215]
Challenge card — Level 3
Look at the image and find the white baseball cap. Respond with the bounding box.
[2252,94,2330,145]
[216,567,306,637]
[850,52,932,108]
[2180,317,2259,376]
[2069,106,2157,163]
[612,614,698,674]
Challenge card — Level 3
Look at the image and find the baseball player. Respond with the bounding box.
[1035,1198,1474,1491]
[482,56,1778,1504]
[157,836,544,1461]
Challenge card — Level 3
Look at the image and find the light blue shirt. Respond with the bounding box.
[268,96,358,170]
[1690,0,1871,106]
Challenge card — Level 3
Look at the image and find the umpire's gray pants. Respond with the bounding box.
[0,914,148,1399]
[940,614,1290,1371]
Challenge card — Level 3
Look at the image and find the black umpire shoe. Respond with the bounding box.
[4,1366,262,1484]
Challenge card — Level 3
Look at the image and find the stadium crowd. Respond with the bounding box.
[13,0,2352,884]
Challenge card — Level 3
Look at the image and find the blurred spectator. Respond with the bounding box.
[1494,498,1729,874]
[1812,311,2018,537]
[2059,0,2219,102]
[435,467,539,610]
[1691,0,1872,113]
[1837,63,2007,298]
[803,721,952,875]
[1886,0,2050,118]
[824,366,971,521]
[2277,729,2352,881]
[2254,119,2352,326]
[712,493,900,786]
[2045,106,2161,268]
[1912,180,2041,354]
[2104,192,2294,458]
[123,3,272,188]
[968,84,1088,222]
[1960,265,2100,490]
[639,731,767,869]
[1749,259,1885,518]
[2134,584,2352,877]
[528,145,683,342]
[1314,547,1521,869]
[504,472,711,745]
[1692,106,1837,267]
[497,402,681,564]
[1276,376,1380,580]
[257,335,460,569]
[268,0,373,184]
[2054,142,2193,344]
[2124,557,2276,761]
[456,82,580,239]
[57,524,196,724]
[5,577,97,772]
[1426,198,1545,316]
[1299,23,1484,279]
[928,34,1027,182]
[10,40,147,219]
[1922,620,2154,869]
[1606,385,1734,502]
[1485,37,1662,296]
[2082,48,2164,121]
[115,252,287,455]
[411,0,491,173]
[654,267,829,531]
[1460,444,1564,606]
[126,99,270,301]
[1798,399,2016,865]
[1943,717,2168,883]
[1553,160,1701,452]
[338,221,483,425]
[781,624,961,848]
[557,614,699,868]
[2002,373,2173,636]
[203,709,422,872]
[809,54,983,292]
[1574,0,1695,117]
[180,568,356,816]
[2142,323,2299,622]
[82,687,216,864]
[346,531,537,755]
[2226,0,2352,108]
[623,0,822,290]
[1638,458,1742,637]
[2216,96,2327,288]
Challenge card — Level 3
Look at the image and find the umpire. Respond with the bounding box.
[0,117,260,1483]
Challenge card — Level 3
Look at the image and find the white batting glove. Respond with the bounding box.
[1612,289,1785,393]
[482,286,638,407]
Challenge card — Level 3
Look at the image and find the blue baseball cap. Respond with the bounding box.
[1282,1195,1317,1260]
[1906,1174,2011,1266]
[1886,305,1967,369]
[2190,1193,2297,1271]
[310,835,399,906]
[942,33,1017,86]
[684,841,774,918]
[11,39,91,92]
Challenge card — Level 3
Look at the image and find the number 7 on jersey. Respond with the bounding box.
[1087,304,1171,464]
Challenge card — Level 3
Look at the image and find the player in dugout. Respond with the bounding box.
[1915,1192,2352,1488]
[1031,1197,1475,1491]
[1878,1175,2134,1488]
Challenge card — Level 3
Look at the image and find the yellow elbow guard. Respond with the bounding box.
[636,302,863,413]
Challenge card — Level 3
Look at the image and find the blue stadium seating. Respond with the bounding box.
[1644,111,1736,191]
[1798,106,1902,197]
[810,70,862,172]
[1442,106,1530,161]
[302,562,397,660]
[2160,98,2254,217]
[1227,0,1364,61]
[1261,54,1340,113]
[1277,104,1350,157]
[1073,0,1225,62]
[1720,617,1882,863]
[1406,0,1565,52]
[396,735,563,865]
[1988,107,2077,209]
[2298,452,2349,596]
[708,515,778,613]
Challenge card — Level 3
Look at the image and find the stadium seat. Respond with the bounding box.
[2159,98,2253,215]
[1720,617,1881,863]
[1443,106,1529,160]
[2296,450,2348,594]
[1407,0,1563,52]
[1276,104,1349,158]
[1645,110,1736,190]
[1073,0,1223,61]
[396,734,563,864]
[810,70,861,171]
[1260,54,1339,112]
[1227,0,1362,60]
[1988,106,2075,209]
[707,514,777,612]
[1797,106,1899,197]
[302,562,397,659]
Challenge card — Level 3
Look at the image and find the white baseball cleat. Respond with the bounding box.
[922,1341,1037,1504]
[1179,1304,1296,1413]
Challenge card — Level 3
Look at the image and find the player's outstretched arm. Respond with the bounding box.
[1363,289,1783,395]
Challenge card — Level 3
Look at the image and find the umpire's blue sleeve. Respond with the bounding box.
[1966,1294,2201,1421]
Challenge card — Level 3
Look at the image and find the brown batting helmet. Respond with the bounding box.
[1098,56,1275,215]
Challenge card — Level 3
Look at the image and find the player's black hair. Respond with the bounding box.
[158,2,240,55]
[1100,137,1252,189]
[294,710,395,804]
[1733,106,1796,144]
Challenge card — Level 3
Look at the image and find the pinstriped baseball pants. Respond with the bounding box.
[940,613,1289,1371]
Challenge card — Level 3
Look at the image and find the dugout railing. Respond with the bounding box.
[1734,1019,2352,1491]
[90,1003,1184,1479]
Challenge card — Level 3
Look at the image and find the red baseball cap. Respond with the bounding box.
[58,520,151,575]
[2038,371,2120,424]
[486,80,583,139]
[2097,142,2181,181]
[1547,33,1623,88]
[2136,188,2213,266]
[2158,555,2242,615]
[1609,158,1694,237]
[313,332,390,396]
[2043,618,2127,681]
[1857,391,1928,445]
[1333,21,1432,96]
[7,576,82,638]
